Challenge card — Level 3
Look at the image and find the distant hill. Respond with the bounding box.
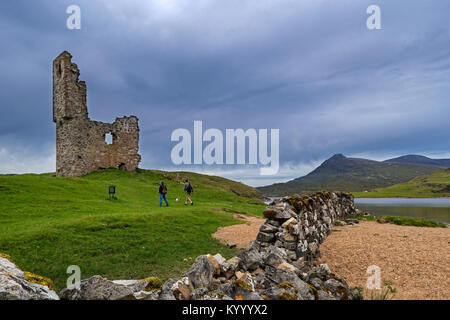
[353,168,450,198]
[258,154,440,196]
[384,155,450,168]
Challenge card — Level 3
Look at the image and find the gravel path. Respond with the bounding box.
[212,214,265,249]
[212,217,449,300]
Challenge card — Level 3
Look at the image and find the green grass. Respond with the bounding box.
[0,168,266,291]
[355,214,446,228]
[376,215,447,228]
[364,281,397,300]
[353,169,450,198]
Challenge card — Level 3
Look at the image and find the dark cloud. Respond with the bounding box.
[0,0,449,185]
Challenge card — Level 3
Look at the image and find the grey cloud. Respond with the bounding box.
[0,0,449,185]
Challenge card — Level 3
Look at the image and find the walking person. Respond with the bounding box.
[184,179,194,205]
[159,181,169,207]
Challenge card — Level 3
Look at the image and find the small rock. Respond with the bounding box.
[171,277,192,300]
[221,256,241,279]
[133,290,159,300]
[226,243,237,249]
[189,287,209,300]
[277,262,298,273]
[281,217,298,229]
[206,254,221,276]
[319,264,331,274]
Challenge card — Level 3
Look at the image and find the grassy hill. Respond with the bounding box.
[0,168,265,290]
[353,169,450,198]
[258,154,439,196]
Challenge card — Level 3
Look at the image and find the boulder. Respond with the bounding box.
[324,279,351,300]
[235,271,255,292]
[217,283,235,298]
[213,253,226,266]
[112,279,148,292]
[259,223,279,234]
[186,255,216,289]
[237,249,263,272]
[0,256,59,300]
[256,231,275,243]
[60,275,134,300]
[158,278,178,300]
[171,277,193,300]
[277,262,298,274]
[263,269,314,300]
[240,291,264,300]
[221,257,241,279]
[263,284,300,300]
[263,207,293,220]
[262,246,288,268]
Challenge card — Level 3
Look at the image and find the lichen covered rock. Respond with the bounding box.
[0,254,59,300]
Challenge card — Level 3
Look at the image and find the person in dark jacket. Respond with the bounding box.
[183,179,193,206]
[159,181,169,207]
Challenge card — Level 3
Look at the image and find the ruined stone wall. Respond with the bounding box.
[53,51,141,177]
[256,191,357,262]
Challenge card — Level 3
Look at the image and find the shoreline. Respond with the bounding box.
[264,195,450,199]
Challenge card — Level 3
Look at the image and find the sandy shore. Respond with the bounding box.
[212,216,449,300]
[318,221,449,300]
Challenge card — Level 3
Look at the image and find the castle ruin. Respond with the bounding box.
[53,51,141,177]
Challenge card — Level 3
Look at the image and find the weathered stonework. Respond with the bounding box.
[53,51,141,177]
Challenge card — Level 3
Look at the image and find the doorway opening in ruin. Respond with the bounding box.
[118,163,126,171]
[105,133,113,145]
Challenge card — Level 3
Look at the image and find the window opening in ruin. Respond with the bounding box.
[57,63,62,77]
[105,133,113,145]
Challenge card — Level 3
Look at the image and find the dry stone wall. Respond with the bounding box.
[53,51,141,177]
[256,191,357,262]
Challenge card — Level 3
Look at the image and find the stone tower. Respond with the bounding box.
[53,51,141,177]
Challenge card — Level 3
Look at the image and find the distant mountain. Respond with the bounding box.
[384,155,450,168]
[258,154,441,196]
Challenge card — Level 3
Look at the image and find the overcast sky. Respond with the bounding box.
[0,0,449,186]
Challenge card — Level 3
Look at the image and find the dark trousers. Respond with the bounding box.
[160,193,169,206]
